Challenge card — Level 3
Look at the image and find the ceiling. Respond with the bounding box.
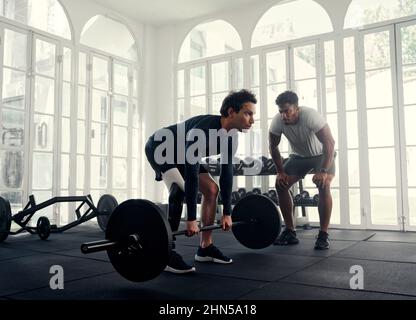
[92,0,263,26]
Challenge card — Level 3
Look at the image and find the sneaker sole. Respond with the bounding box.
[164,266,196,274]
[314,246,329,250]
[195,255,233,264]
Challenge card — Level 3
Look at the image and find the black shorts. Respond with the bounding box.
[145,139,208,181]
[283,153,336,179]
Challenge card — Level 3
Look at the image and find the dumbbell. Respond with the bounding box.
[233,158,245,175]
[294,191,311,205]
[242,157,262,176]
[260,156,269,174]
[267,190,279,204]
[252,188,262,195]
[231,191,241,205]
[300,191,310,199]
[313,194,319,205]
[237,188,247,199]
[241,157,254,176]
[266,158,277,175]
[81,195,282,282]
[243,156,255,167]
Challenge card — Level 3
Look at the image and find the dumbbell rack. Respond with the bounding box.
[202,157,318,229]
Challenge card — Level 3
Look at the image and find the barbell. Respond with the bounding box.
[81,194,282,282]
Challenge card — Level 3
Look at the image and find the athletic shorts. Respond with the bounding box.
[283,153,336,178]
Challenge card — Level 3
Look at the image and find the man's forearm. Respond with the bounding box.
[184,164,199,221]
[321,142,335,170]
[269,146,284,173]
[219,163,233,216]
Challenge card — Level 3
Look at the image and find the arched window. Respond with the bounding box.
[178,19,242,63]
[79,16,140,206]
[345,0,416,29]
[81,15,137,61]
[0,0,71,39]
[251,0,333,47]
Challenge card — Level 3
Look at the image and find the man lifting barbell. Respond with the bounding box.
[144,89,257,274]
[269,91,336,250]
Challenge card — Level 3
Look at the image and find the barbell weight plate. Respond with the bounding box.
[97,194,118,232]
[231,194,281,249]
[105,199,172,282]
[0,197,12,243]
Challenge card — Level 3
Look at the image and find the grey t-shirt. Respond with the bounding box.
[269,107,326,157]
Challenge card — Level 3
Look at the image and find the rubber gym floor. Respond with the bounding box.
[1,223,416,300]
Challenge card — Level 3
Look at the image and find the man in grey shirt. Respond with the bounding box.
[269,91,336,250]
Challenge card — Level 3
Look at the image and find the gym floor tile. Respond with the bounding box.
[48,247,110,262]
[239,281,416,300]
[182,250,323,282]
[62,224,106,237]
[0,246,39,261]
[296,229,375,241]
[7,272,266,300]
[0,253,114,297]
[367,231,416,243]
[1,235,91,253]
[283,257,416,296]
[334,241,416,263]
[221,238,357,258]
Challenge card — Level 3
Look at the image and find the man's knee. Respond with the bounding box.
[318,179,333,192]
[276,176,298,193]
[201,182,219,200]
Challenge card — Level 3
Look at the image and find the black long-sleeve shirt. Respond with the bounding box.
[148,115,237,220]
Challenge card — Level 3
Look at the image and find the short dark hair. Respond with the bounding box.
[275,91,299,107]
[220,89,257,117]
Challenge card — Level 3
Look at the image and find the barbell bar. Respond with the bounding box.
[82,220,248,254]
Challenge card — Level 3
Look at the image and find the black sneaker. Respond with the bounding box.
[164,251,196,274]
[314,231,330,250]
[274,229,299,245]
[195,244,233,264]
